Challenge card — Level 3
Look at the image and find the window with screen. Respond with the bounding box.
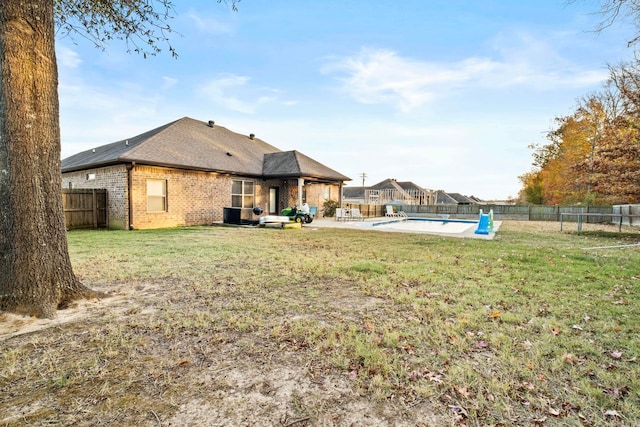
[147,179,167,212]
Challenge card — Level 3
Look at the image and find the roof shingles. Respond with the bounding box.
[62,117,350,181]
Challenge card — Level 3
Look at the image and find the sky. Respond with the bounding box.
[56,0,636,200]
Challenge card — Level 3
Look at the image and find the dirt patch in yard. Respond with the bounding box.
[0,281,446,426]
[0,284,150,341]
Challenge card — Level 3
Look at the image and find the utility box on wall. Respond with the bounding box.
[223,207,258,225]
[223,207,242,224]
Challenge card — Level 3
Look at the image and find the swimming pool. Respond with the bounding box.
[311,216,499,239]
[372,217,480,235]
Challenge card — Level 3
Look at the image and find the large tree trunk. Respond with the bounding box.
[0,0,98,318]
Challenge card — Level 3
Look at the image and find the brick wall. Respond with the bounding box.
[259,179,280,214]
[304,182,340,218]
[263,179,340,218]
[130,165,235,229]
[62,165,128,229]
[63,163,343,228]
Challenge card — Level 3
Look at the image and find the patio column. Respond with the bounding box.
[298,178,304,207]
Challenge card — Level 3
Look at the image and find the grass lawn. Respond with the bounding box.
[1,221,639,426]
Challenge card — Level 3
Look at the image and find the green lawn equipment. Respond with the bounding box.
[281,205,314,224]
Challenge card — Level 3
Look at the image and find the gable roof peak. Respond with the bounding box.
[61,117,350,183]
[62,117,280,173]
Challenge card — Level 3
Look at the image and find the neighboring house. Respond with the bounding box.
[61,117,350,229]
[343,179,435,205]
[343,179,485,207]
[342,186,366,204]
[446,192,477,205]
[433,190,461,204]
[466,195,486,204]
[433,190,484,205]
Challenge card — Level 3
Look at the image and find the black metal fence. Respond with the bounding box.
[342,203,616,223]
[613,204,640,226]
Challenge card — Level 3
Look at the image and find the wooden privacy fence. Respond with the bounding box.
[62,189,107,229]
[341,203,616,222]
[338,204,386,218]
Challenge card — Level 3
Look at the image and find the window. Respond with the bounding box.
[231,180,254,208]
[147,179,167,212]
[322,187,330,200]
[86,173,96,181]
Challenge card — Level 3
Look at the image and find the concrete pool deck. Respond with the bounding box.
[307,217,502,239]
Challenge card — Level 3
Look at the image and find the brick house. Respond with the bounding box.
[61,117,350,229]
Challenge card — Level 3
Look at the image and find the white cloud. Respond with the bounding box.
[57,46,82,69]
[198,74,288,114]
[184,10,235,35]
[322,48,488,112]
[58,68,173,158]
[199,74,257,113]
[322,32,609,113]
[162,76,179,89]
[484,30,610,89]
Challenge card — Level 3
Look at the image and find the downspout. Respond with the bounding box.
[126,162,135,230]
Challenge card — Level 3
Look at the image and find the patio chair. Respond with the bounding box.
[335,208,347,221]
[385,205,398,217]
[350,208,364,221]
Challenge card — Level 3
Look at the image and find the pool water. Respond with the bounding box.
[372,217,479,234]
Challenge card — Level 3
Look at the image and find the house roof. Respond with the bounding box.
[467,195,486,204]
[447,192,475,204]
[342,187,366,199]
[435,190,459,204]
[343,179,431,199]
[368,178,429,193]
[395,181,428,192]
[263,151,350,182]
[61,117,350,182]
[369,178,404,191]
[433,191,483,204]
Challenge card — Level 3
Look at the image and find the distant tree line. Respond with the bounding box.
[519,1,640,205]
